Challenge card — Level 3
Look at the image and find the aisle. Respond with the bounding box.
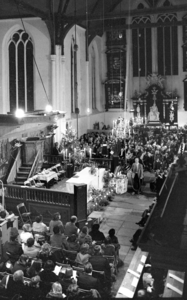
[99,190,155,295]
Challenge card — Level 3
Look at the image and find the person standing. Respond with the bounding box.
[131,157,144,194]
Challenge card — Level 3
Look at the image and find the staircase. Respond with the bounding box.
[14,163,32,186]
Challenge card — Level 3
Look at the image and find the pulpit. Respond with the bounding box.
[22,139,44,164]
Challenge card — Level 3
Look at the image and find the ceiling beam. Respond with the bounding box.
[64,3,187,23]
[45,0,55,54]
[12,0,46,19]
[90,0,100,15]
[109,0,123,13]
[62,0,71,14]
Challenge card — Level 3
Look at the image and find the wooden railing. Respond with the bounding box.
[7,148,21,184]
[4,184,75,224]
[4,184,72,206]
[28,149,42,179]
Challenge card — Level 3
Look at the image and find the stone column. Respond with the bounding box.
[50,55,56,109]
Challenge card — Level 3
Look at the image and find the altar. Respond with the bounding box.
[66,167,105,201]
[132,74,178,126]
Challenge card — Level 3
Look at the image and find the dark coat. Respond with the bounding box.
[77,272,99,290]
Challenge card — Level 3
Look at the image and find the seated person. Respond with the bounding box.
[0,270,28,299]
[105,228,120,252]
[89,245,111,284]
[39,260,59,283]
[130,229,143,251]
[64,215,78,237]
[66,234,80,252]
[2,227,23,263]
[75,243,91,266]
[89,224,105,243]
[77,262,100,291]
[66,284,79,300]
[50,225,67,249]
[32,215,48,236]
[49,212,64,235]
[47,282,66,299]
[23,237,40,258]
[136,204,154,227]
[77,226,92,247]
[60,267,76,293]
[26,259,43,278]
[20,223,34,249]
[12,254,28,275]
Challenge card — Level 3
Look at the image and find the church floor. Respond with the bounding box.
[99,190,155,296]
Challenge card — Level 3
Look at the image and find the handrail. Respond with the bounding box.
[160,172,178,218]
[7,148,21,184]
[28,149,41,179]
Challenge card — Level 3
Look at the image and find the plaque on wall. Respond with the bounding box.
[106,49,126,79]
[105,79,125,109]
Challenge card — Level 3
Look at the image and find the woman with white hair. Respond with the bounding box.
[47,282,66,299]
[20,223,33,250]
[0,270,27,298]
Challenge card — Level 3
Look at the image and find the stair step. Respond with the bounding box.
[22,164,32,168]
[15,177,27,182]
[17,172,29,176]
[19,167,31,172]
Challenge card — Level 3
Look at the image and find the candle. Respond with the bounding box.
[69,153,71,163]
[65,149,67,159]
[90,149,92,159]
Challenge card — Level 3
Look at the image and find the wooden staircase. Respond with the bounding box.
[14,163,32,186]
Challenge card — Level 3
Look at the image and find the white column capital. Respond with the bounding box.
[61,55,65,63]
[50,55,56,62]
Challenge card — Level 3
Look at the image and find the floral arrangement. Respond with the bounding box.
[87,186,115,215]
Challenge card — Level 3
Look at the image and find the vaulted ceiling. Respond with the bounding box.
[1,0,187,53]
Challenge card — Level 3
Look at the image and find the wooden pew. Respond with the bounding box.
[116,247,148,298]
[163,270,185,298]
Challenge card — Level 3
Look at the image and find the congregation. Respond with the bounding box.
[0,213,121,299]
[0,127,184,299]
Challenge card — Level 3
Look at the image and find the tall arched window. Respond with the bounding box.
[8,29,34,113]
[132,15,152,77]
[70,39,78,113]
[157,13,178,75]
[71,44,74,113]
[91,47,96,110]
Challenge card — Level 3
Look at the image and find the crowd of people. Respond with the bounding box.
[0,213,122,299]
[52,127,182,196]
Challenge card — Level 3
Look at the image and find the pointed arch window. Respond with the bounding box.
[91,47,96,110]
[132,15,152,77]
[8,29,34,113]
[71,44,74,113]
[157,13,178,75]
[70,40,78,113]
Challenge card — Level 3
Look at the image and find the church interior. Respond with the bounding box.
[0,0,187,298]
